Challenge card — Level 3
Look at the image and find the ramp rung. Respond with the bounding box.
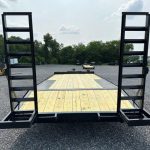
[123,12,149,15]
[125,26,147,31]
[10,64,32,68]
[10,75,33,80]
[120,109,150,126]
[6,40,31,44]
[11,87,34,91]
[121,96,143,100]
[3,12,31,15]
[8,52,32,57]
[124,39,146,43]
[0,110,36,129]
[12,97,34,102]
[122,63,143,67]
[122,74,144,78]
[122,85,144,89]
[5,27,30,32]
[123,51,144,55]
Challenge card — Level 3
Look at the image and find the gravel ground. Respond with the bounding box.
[0,65,150,150]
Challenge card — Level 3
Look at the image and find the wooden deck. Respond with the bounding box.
[20,73,134,113]
[20,90,133,113]
[49,74,102,89]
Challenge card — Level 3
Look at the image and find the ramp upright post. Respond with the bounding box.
[0,12,38,129]
[117,12,150,126]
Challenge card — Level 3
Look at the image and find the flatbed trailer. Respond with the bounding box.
[0,12,150,129]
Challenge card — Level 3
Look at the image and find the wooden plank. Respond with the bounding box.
[80,90,91,111]
[77,75,85,88]
[72,91,77,111]
[48,74,102,89]
[20,90,134,113]
[94,90,109,111]
[63,91,73,112]
[44,91,59,112]
[103,90,116,111]
[53,91,65,112]
[38,91,50,112]
[87,90,100,111]
[75,91,81,111]
[108,90,118,111]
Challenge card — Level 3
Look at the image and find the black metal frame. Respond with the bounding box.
[0,12,38,128]
[117,12,150,126]
[36,112,121,123]
[0,12,150,129]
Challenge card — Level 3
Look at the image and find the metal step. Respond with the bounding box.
[125,26,147,31]
[11,86,34,91]
[12,97,34,102]
[5,27,30,32]
[122,85,144,89]
[123,12,148,15]
[122,63,143,67]
[10,75,33,80]
[3,12,31,15]
[122,74,145,78]
[8,52,32,57]
[120,109,150,126]
[6,40,31,44]
[124,39,146,43]
[123,51,144,56]
[121,96,143,100]
[0,110,36,129]
[10,64,32,68]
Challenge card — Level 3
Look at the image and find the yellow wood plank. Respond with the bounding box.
[75,91,81,111]
[94,90,110,111]
[103,90,116,111]
[44,91,59,112]
[79,90,91,111]
[63,91,72,112]
[53,91,65,112]
[72,91,77,111]
[48,74,102,89]
[87,90,100,111]
[38,91,50,112]
[20,90,134,112]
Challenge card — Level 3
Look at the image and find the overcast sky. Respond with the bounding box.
[0,0,150,52]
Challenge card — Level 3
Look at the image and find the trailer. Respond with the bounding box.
[0,12,150,129]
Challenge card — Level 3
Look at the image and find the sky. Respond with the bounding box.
[0,0,150,53]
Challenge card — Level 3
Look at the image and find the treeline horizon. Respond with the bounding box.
[0,33,139,65]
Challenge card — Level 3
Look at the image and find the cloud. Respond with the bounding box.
[0,0,9,8]
[0,0,18,8]
[127,0,143,12]
[59,25,80,35]
[114,0,143,16]
[105,0,144,21]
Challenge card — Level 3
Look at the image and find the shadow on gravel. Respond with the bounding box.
[10,123,150,150]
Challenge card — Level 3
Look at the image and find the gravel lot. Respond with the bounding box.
[0,65,150,150]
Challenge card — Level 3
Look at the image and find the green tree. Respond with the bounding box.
[43,33,60,64]
[86,41,104,64]
[0,33,137,65]
[59,46,75,64]
[34,40,45,64]
[0,35,4,62]
[73,43,86,64]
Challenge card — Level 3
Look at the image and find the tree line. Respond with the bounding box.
[0,33,139,65]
